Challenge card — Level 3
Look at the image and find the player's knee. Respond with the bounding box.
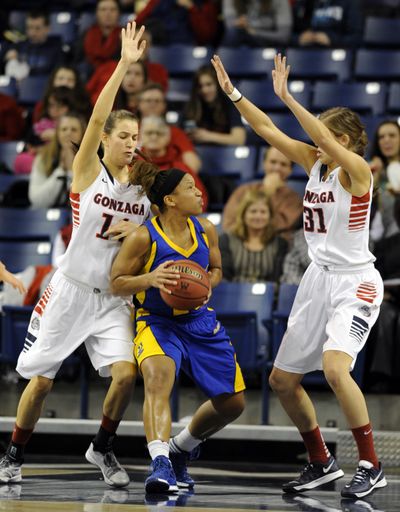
[213,392,245,420]
[323,366,346,390]
[229,393,245,419]
[113,371,135,391]
[143,368,174,397]
[30,376,53,401]
[269,369,293,394]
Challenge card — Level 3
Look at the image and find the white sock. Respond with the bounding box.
[170,426,202,453]
[147,440,169,460]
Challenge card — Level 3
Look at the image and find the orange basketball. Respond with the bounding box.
[160,259,210,310]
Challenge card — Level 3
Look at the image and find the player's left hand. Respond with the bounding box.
[120,22,146,65]
[105,220,139,240]
[211,55,235,96]
[272,53,291,103]
[203,276,212,304]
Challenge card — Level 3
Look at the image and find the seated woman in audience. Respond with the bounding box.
[219,190,287,282]
[182,65,245,146]
[369,120,400,240]
[28,113,86,208]
[113,61,147,114]
[140,115,208,210]
[33,65,92,124]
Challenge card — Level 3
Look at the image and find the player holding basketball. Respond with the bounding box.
[111,164,246,493]
[0,23,150,487]
[211,53,387,499]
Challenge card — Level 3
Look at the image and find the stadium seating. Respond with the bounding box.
[0,75,18,98]
[196,144,258,182]
[149,45,213,77]
[363,16,400,47]
[0,207,70,242]
[387,83,400,114]
[49,12,77,45]
[355,49,400,81]
[238,79,311,112]
[0,140,24,172]
[18,75,50,106]
[312,81,387,116]
[0,241,52,273]
[285,48,352,81]
[217,47,276,78]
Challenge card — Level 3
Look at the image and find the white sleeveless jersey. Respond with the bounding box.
[59,163,151,290]
[303,160,375,268]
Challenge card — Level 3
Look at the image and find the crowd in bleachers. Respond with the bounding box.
[1,0,400,397]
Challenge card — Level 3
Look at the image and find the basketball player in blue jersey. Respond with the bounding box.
[111,163,246,494]
[211,53,387,500]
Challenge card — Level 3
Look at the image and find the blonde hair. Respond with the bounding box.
[231,190,275,245]
[40,113,86,177]
[319,107,368,156]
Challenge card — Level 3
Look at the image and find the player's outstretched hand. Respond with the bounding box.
[0,261,26,295]
[272,53,291,103]
[211,55,235,95]
[121,22,146,65]
[149,261,180,294]
[105,220,139,240]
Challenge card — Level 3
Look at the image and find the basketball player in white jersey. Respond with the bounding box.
[211,54,387,499]
[0,23,149,487]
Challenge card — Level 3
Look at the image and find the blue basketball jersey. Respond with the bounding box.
[135,216,210,320]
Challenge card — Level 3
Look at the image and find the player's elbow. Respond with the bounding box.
[110,276,123,295]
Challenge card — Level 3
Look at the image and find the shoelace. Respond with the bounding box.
[103,452,121,472]
[351,466,370,484]
[152,457,172,476]
[300,463,314,477]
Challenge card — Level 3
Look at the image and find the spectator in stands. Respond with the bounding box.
[87,28,169,105]
[33,65,92,124]
[140,115,208,210]
[182,65,246,146]
[280,225,311,285]
[33,86,81,143]
[0,92,25,142]
[138,83,201,173]
[113,60,147,114]
[222,146,302,235]
[135,0,220,45]
[219,189,287,282]
[368,197,400,392]
[28,113,86,208]
[222,0,292,47]
[4,9,63,79]
[292,0,363,48]
[369,120,400,240]
[83,0,121,71]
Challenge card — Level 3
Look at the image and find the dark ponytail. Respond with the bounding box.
[129,160,160,198]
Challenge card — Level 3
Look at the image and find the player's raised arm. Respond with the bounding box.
[211,54,316,174]
[72,22,146,191]
[272,53,371,195]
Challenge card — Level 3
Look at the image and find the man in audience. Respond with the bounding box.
[4,9,63,79]
[222,146,303,235]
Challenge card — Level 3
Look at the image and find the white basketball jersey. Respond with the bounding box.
[59,163,151,290]
[303,160,375,268]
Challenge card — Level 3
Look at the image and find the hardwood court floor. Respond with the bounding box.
[0,463,399,512]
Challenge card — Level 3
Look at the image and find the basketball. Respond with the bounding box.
[160,259,210,310]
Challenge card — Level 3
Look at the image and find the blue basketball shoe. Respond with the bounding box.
[341,461,387,499]
[145,455,178,494]
[169,442,200,489]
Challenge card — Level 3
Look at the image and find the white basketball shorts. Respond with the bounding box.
[16,270,135,380]
[274,261,383,374]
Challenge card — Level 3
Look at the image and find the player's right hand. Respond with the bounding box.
[149,261,180,294]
